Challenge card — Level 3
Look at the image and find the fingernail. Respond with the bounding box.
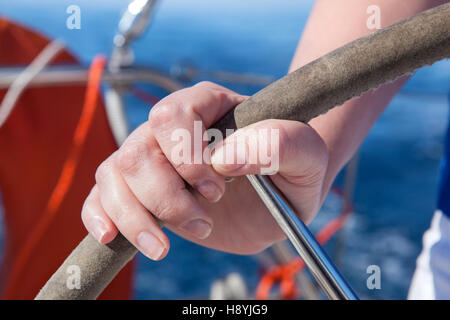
[91,217,108,243]
[194,180,223,202]
[181,219,212,239]
[137,231,165,260]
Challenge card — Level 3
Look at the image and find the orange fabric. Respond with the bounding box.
[0,17,134,299]
[3,55,107,298]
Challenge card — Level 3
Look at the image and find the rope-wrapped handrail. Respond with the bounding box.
[35,3,450,300]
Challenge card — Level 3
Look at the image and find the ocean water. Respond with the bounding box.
[0,0,449,299]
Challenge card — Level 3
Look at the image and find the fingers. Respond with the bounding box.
[81,185,118,244]
[94,156,170,260]
[82,81,249,259]
[148,82,246,203]
[115,123,213,240]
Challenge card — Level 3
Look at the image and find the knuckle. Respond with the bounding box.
[194,81,215,88]
[152,186,190,225]
[149,102,178,127]
[116,142,148,174]
[184,101,199,116]
[210,90,231,110]
[152,197,178,223]
[170,159,187,172]
[106,197,132,226]
[95,160,111,185]
[172,160,203,182]
[213,89,230,102]
[114,206,132,226]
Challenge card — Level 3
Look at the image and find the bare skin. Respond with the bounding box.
[81,0,445,261]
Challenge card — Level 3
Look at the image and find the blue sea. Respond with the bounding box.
[0,0,449,299]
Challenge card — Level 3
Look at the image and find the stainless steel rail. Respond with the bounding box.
[0,67,182,92]
[247,174,358,300]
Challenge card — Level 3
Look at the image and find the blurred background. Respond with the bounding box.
[0,0,449,299]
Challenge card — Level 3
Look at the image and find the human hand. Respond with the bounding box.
[81,82,329,260]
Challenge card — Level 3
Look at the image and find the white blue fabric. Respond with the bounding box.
[409,210,450,299]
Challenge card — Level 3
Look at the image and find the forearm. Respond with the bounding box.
[289,0,446,197]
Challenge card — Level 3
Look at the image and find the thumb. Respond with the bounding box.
[211,119,327,178]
